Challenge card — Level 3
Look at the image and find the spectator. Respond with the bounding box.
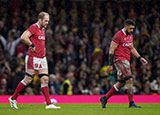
[60,72,74,95]
[0,29,21,58]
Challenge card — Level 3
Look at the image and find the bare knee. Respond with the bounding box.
[23,76,33,85]
[126,78,133,88]
[40,76,49,84]
[116,75,125,89]
[125,78,134,95]
[115,82,124,90]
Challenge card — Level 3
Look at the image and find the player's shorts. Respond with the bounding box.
[25,55,48,70]
[114,60,131,76]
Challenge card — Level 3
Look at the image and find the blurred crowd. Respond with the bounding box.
[0,0,160,95]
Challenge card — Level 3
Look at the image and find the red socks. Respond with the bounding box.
[127,89,134,102]
[104,84,134,103]
[105,85,118,99]
[12,81,26,100]
[41,84,52,105]
[11,80,52,106]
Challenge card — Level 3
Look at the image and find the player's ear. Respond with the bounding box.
[40,19,42,23]
[39,18,42,23]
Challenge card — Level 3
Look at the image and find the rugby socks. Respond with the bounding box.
[41,84,52,105]
[105,84,119,99]
[12,80,27,100]
[127,88,134,102]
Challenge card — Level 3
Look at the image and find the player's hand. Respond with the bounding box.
[140,57,148,65]
[30,43,35,52]
[107,65,113,74]
[30,46,35,52]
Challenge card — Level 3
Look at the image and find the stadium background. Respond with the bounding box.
[0,0,160,96]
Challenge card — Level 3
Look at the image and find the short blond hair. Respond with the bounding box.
[38,11,49,20]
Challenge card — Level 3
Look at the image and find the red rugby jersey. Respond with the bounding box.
[27,23,46,58]
[113,29,133,62]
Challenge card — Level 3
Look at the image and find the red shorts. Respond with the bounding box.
[25,55,48,70]
[114,60,131,76]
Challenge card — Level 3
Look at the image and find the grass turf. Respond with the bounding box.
[0,103,160,115]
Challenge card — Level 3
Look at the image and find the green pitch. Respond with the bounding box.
[0,103,160,115]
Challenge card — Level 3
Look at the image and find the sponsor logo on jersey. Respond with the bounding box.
[122,43,132,47]
[38,36,45,40]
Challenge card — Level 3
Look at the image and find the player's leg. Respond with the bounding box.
[105,75,125,98]
[9,55,34,109]
[9,69,34,109]
[38,57,60,109]
[100,75,125,108]
[39,69,51,105]
[100,60,131,108]
[121,60,141,108]
[39,69,60,109]
[100,60,127,108]
[124,74,141,108]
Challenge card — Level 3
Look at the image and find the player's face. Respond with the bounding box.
[126,25,135,35]
[41,15,50,28]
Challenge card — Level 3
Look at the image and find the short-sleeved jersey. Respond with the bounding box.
[27,23,46,58]
[113,29,133,62]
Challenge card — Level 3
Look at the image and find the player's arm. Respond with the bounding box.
[108,32,120,66]
[21,30,33,46]
[131,43,148,65]
[108,41,118,65]
[20,30,35,52]
[107,41,118,73]
[130,43,141,58]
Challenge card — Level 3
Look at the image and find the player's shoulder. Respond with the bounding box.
[27,23,39,34]
[29,23,37,28]
[113,30,122,38]
[116,30,123,36]
[28,23,39,32]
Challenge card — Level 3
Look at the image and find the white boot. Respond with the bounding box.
[46,104,61,109]
[8,97,18,109]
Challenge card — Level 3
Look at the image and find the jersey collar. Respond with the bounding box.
[35,23,40,28]
[122,28,126,35]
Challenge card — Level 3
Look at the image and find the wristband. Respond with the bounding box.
[30,43,35,47]
[108,54,114,65]
[137,56,141,61]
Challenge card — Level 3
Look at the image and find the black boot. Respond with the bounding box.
[100,96,108,108]
[129,101,141,108]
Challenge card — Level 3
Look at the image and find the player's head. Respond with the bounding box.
[124,19,135,35]
[38,12,50,28]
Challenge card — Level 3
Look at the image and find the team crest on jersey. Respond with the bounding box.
[34,63,39,68]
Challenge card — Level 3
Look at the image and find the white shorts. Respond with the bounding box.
[25,55,48,70]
